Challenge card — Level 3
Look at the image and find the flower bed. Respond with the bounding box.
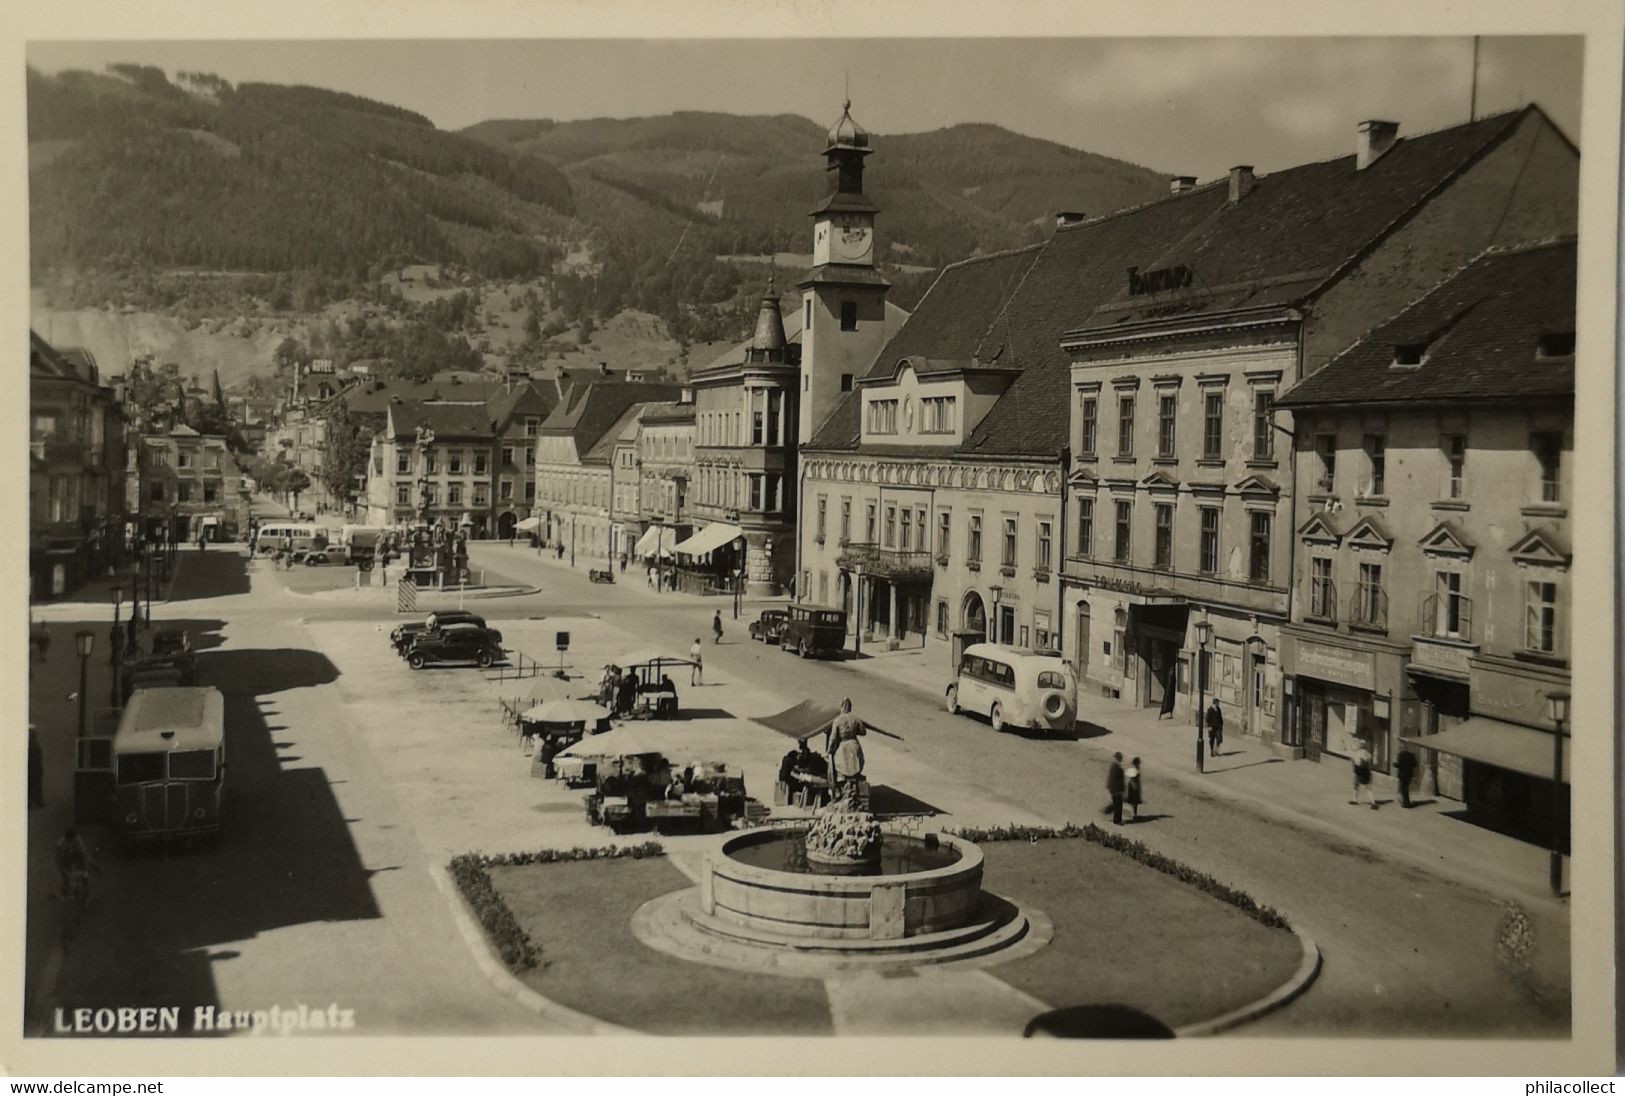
[448,843,663,972]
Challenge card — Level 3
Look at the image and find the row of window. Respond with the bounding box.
[1074,498,1274,583]
[694,468,784,514]
[1079,387,1276,462]
[643,431,695,461]
[864,395,961,436]
[1311,431,1562,502]
[393,446,534,476]
[148,480,224,505]
[813,494,1057,570]
[393,480,534,508]
[1305,558,1561,655]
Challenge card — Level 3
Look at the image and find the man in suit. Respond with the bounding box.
[1106,752,1126,826]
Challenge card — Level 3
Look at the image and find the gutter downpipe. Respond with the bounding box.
[1055,446,1070,659]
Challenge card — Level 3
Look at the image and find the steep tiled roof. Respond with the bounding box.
[583,403,649,465]
[863,247,1042,381]
[386,401,496,440]
[541,380,683,452]
[812,107,1544,460]
[640,400,697,425]
[344,377,507,416]
[486,379,558,429]
[1277,238,1576,407]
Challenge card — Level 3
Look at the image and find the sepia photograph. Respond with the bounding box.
[4,0,1618,1079]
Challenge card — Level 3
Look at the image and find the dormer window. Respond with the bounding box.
[1392,343,1426,369]
[1537,331,1576,358]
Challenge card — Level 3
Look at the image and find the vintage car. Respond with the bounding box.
[747,608,789,644]
[391,610,487,655]
[946,643,1077,734]
[124,627,197,686]
[778,605,848,660]
[405,622,505,670]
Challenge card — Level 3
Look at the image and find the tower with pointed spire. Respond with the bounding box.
[798,100,891,444]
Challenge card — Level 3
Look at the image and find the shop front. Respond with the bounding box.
[1280,630,1408,778]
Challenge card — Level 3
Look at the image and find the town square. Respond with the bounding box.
[12,25,1615,1077]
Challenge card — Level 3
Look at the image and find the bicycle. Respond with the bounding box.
[58,868,91,951]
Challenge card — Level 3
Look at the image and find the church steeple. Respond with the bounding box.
[811,100,879,218]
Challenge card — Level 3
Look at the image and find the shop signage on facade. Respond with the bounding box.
[1470,662,1564,732]
[1294,639,1375,692]
[1412,638,1472,678]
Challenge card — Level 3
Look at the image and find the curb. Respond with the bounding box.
[429,861,638,1036]
[278,583,543,602]
[1173,928,1322,1038]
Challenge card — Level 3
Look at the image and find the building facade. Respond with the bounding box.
[1275,239,1574,846]
[29,333,128,598]
[130,425,247,545]
[364,402,497,529]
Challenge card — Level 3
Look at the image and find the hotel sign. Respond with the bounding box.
[1294,639,1375,692]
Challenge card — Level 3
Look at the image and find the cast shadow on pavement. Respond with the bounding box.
[869,785,944,817]
[43,643,379,1037]
[1023,1004,1175,1039]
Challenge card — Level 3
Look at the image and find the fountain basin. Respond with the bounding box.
[699,827,984,942]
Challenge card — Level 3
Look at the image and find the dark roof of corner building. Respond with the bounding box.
[486,379,558,428]
[1277,238,1576,407]
[811,107,1549,459]
[540,380,683,452]
[386,401,497,441]
[640,400,697,425]
[29,331,102,386]
[584,403,652,464]
[344,378,508,416]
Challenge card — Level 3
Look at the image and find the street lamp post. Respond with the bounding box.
[1547,691,1569,896]
[989,585,1003,645]
[75,630,95,740]
[732,535,747,620]
[1194,620,1213,773]
[110,589,124,708]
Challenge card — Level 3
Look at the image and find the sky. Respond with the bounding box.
[26,37,1583,179]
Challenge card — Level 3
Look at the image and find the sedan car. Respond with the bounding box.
[405,623,505,670]
[748,609,789,644]
[391,610,488,655]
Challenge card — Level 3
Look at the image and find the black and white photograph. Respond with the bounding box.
[4,0,1619,1079]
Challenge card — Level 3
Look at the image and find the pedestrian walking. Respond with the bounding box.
[556,542,565,561]
[1124,756,1143,822]
[28,726,44,809]
[1350,744,1378,809]
[619,553,628,574]
[1205,700,1224,756]
[1394,748,1418,808]
[31,623,49,664]
[689,639,703,686]
[1105,752,1126,826]
[712,610,723,645]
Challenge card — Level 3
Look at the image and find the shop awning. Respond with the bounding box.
[671,522,742,558]
[634,526,672,558]
[515,516,541,532]
[1402,718,1569,783]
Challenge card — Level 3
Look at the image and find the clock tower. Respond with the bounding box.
[798,100,891,444]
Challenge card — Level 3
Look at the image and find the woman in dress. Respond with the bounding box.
[828,698,867,786]
[1124,756,1143,822]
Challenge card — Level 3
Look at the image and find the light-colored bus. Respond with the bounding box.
[252,522,329,556]
[113,686,226,842]
[946,643,1077,734]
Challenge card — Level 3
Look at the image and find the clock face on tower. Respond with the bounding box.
[833,215,874,264]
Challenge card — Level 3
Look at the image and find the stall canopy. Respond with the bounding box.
[515,516,541,532]
[634,526,673,558]
[617,649,697,670]
[522,699,611,726]
[753,700,841,742]
[672,522,743,558]
[1402,718,1569,783]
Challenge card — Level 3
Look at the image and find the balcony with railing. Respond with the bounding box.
[1348,585,1388,633]
[836,541,934,581]
[1411,592,1477,678]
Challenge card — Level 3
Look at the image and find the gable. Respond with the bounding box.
[1233,473,1281,498]
[1297,512,1343,545]
[1509,526,1571,568]
[1419,519,1475,559]
[1345,515,1394,551]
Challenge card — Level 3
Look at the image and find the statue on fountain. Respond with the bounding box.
[803,778,882,867]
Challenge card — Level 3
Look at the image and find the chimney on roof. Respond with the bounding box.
[1356,120,1400,170]
[1055,211,1089,229]
[1228,166,1255,204]
[598,361,610,377]
[1169,175,1198,195]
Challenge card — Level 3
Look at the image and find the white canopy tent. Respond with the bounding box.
[671,522,743,558]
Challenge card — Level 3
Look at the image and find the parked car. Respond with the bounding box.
[405,623,505,670]
[391,611,487,655]
[778,605,847,659]
[748,608,789,644]
[945,643,1076,734]
[124,627,196,685]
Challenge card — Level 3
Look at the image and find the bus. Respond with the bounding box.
[112,686,226,842]
[251,522,329,556]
